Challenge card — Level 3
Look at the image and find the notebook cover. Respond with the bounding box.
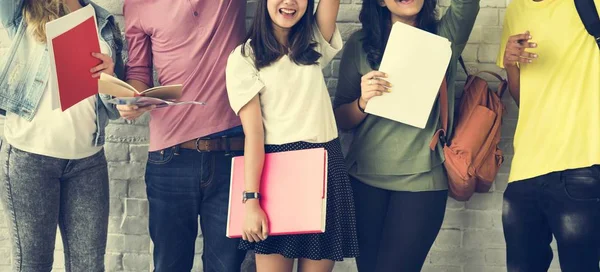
[226,148,327,238]
[47,6,100,111]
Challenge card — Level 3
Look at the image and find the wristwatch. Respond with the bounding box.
[242,191,261,203]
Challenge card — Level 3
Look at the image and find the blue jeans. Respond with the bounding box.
[502,165,600,272]
[145,145,246,272]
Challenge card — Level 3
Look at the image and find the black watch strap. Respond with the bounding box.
[242,191,261,203]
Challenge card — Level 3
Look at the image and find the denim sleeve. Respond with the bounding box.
[100,19,124,121]
[0,0,24,29]
[99,94,119,120]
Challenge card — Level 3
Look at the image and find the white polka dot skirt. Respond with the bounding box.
[239,139,359,261]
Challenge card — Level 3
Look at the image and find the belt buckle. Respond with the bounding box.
[223,136,231,156]
[194,138,207,152]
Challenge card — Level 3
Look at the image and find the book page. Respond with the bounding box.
[364,22,452,129]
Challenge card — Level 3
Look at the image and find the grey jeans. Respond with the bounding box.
[0,143,109,272]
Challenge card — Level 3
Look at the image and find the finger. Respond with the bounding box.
[139,105,156,112]
[92,71,104,78]
[508,32,531,43]
[117,106,139,112]
[91,52,110,61]
[361,71,387,81]
[368,85,389,93]
[365,91,383,99]
[90,64,108,74]
[524,42,537,49]
[262,219,269,240]
[519,51,538,60]
[246,232,255,243]
[250,233,262,242]
[242,232,248,241]
[369,78,392,88]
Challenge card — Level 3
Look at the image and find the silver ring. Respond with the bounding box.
[368,79,374,85]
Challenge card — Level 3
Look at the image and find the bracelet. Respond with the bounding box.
[357,98,366,113]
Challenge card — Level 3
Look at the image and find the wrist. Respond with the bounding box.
[357,98,367,113]
[245,199,261,209]
[242,191,261,203]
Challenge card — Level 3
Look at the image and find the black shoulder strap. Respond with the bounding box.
[574,0,600,49]
[458,56,468,76]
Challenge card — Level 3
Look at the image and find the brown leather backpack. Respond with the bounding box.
[430,59,508,201]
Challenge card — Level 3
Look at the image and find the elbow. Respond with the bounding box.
[125,67,154,87]
[333,108,353,131]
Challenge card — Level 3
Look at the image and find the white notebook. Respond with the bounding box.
[365,22,452,129]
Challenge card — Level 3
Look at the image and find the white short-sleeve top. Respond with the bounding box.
[226,23,343,145]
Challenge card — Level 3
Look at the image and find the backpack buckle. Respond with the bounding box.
[439,134,448,146]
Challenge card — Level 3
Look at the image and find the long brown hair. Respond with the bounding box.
[23,0,70,43]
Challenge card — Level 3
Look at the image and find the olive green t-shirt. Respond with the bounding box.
[333,0,480,191]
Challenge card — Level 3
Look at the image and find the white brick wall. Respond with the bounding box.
[0,0,563,271]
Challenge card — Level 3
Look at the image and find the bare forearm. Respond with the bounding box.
[505,65,520,106]
[244,135,265,193]
[315,0,340,42]
[334,98,368,130]
[238,96,266,194]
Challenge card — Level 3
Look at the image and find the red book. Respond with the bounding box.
[46,5,101,111]
[226,148,328,238]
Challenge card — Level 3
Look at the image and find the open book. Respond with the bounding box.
[99,73,205,108]
[99,73,182,99]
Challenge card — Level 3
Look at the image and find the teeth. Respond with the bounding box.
[280,8,295,15]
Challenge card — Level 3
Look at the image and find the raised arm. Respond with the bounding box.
[438,0,480,53]
[0,0,25,29]
[315,0,340,43]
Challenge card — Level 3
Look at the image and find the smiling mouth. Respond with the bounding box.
[396,0,415,4]
[279,8,297,16]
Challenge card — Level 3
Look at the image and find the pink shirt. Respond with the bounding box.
[124,0,245,151]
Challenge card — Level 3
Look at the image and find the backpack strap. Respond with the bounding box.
[429,57,467,151]
[575,0,600,49]
[429,78,449,151]
[459,56,469,76]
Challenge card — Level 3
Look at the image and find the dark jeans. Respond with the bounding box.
[0,144,109,272]
[503,165,600,272]
[145,145,246,272]
[351,176,448,272]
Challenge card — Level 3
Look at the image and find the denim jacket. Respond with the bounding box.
[0,0,123,146]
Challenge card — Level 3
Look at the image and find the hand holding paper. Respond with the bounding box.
[46,5,101,111]
[90,52,115,78]
[359,71,392,110]
[364,22,452,129]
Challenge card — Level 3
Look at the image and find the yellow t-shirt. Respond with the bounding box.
[497,0,600,183]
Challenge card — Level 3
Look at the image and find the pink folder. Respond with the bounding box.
[226,148,328,238]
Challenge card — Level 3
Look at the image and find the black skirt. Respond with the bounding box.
[239,138,359,261]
